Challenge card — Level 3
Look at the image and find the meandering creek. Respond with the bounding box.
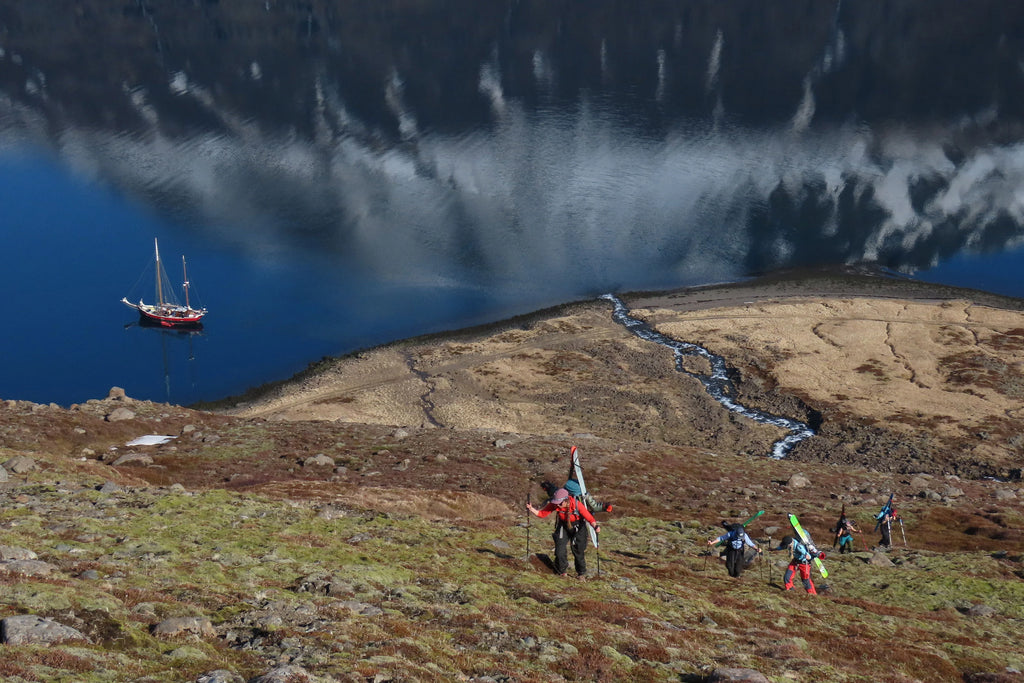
[602,294,814,458]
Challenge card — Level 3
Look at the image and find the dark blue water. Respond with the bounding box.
[3,1,1024,407]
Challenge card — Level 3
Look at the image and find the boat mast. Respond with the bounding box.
[182,255,192,311]
[154,238,165,307]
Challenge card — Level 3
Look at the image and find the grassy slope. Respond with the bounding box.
[1,400,1023,682]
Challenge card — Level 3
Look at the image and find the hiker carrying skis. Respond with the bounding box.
[527,487,600,579]
[708,522,761,578]
[835,514,859,554]
[877,507,897,549]
[778,535,817,594]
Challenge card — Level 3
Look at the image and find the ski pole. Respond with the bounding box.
[767,536,773,585]
[899,518,907,547]
[596,528,601,577]
[526,492,531,561]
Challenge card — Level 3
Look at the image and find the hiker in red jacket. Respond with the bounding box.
[527,487,601,579]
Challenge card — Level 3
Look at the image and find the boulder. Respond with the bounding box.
[868,551,895,567]
[787,473,811,488]
[0,560,57,577]
[248,665,316,683]
[106,407,136,422]
[0,546,38,561]
[2,455,37,474]
[1,614,90,645]
[709,667,771,682]
[152,616,216,640]
[197,671,244,683]
[303,454,334,467]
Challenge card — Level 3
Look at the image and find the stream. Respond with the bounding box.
[602,294,814,459]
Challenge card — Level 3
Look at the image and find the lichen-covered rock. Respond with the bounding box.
[152,616,216,639]
[1,614,90,645]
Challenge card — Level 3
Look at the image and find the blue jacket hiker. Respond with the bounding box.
[778,535,817,594]
[527,488,600,579]
[708,522,761,578]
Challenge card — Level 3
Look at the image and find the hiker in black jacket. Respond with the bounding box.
[708,522,762,578]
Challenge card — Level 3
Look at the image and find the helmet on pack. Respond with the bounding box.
[777,535,795,550]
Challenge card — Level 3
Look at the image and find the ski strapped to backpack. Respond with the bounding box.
[568,446,599,548]
[788,513,828,579]
[874,493,894,532]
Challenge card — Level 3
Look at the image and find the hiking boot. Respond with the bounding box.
[577,573,588,581]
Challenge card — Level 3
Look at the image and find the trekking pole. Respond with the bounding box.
[596,527,601,577]
[767,536,773,585]
[898,517,907,547]
[525,492,531,561]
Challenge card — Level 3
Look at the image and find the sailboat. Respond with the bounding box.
[122,238,208,328]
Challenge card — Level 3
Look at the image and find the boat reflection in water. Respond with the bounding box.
[123,319,204,404]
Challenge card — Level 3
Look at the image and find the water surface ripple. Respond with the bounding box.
[602,294,814,458]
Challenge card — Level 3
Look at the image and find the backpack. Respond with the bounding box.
[790,540,808,563]
[728,525,745,550]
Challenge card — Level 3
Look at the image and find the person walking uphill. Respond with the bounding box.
[778,535,817,594]
[708,522,761,578]
[527,488,601,579]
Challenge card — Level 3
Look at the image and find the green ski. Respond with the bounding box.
[788,513,829,579]
[714,510,764,547]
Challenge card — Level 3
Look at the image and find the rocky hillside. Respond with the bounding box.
[2,274,1024,682]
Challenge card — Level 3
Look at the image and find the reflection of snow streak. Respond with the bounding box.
[602,294,815,459]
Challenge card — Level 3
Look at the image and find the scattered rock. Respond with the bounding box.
[709,667,771,682]
[152,616,216,640]
[909,475,931,489]
[0,466,7,482]
[248,665,316,682]
[337,600,384,617]
[994,489,1016,501]
[112,453,154,466]
[1,614,90,645]
[787,473,810,488]
[0,560,58,577]
[107,386,128,401]
[0,546,38,561]
[494,439,513,448]
[196,671,244,683]
[3,455,38,474]
[868,551,895,567]
[303,454,334,467]
[106,407,136,422]
[966,604,997,618]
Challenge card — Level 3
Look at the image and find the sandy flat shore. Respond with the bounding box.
[218,268,1024,478]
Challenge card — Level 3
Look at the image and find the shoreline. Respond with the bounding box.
[202,265,1024,414]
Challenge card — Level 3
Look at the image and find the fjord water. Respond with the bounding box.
[3,1,1024,407]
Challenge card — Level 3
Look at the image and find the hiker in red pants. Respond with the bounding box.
[778,535,817,594]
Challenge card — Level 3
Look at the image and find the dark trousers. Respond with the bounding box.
[553,521,589,575]
[725,546,745,577]
[879,522,891,547]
